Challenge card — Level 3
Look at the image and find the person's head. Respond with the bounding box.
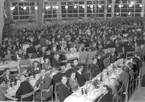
[78,65,83,72]
[5,68,10,75]
[41,69,46,77]
[22,68,28,75]
[61,65,66,71]
[33,61,40,68]
[66,62,71,69]
[20,74,27,82]
[122,65,130,73]
[70,72,76,80]
[11,56,17,61]
[73,59,78,66]
[54,53,60,60]
[0,78,6,87]
[61,75,68,85]
[43,57,50,63]
[93,58,97,64]
[7,49,11,54]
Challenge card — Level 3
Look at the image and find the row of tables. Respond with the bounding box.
[64,59,131,102]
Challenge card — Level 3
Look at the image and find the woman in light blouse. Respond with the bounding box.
[69,72,79,92]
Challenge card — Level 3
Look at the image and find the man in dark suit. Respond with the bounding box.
[90,58,101,78]
[51,53,60,68]
[76,65,86,87]
[34,69,53,101]
[65,63,74,78]
[57,75,71,102]
[16,74,34,101]
[73,59,79,72]
[52,68,64,85]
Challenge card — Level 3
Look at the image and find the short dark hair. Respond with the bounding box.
[5,68,10,72]
[61,75,67,80]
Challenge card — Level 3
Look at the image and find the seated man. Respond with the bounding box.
[0,77,17,101]
[52,68,64,85]
[57,75,71,102]
[90,58,101,78]
[76,65,86,87]
[34,69,53,101]
[15,74,34,101]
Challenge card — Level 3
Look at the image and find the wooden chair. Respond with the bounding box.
[138,69,142,87]
[41,85,54,102]
[126,51,134,59]
[118,52,125,59]
[54,82,61,102]
[133,70,139,90]
[116,85,124,102]
[97,92,107,102]
[123,82,129,102]
[21,91,35,102]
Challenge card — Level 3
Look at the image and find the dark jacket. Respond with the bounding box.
[65,69,74,78]
[52,72,64,85]
[90,64,101,78]
[76,72,86,87]
[16,81,34,101]
[57,83,71,102]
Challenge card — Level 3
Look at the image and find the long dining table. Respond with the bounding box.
[64,59,130,102]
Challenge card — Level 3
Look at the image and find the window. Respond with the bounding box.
[44,2,58,19]
[61,1,85,18]
[96,0,105,17]
[87,1,95,17]
[12,2,36,20]
[114,0,142,17]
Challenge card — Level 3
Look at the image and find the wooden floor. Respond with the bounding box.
[129,87,145,102]
[129,62,145,102]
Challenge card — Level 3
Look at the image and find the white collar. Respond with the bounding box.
[78,70,82,74]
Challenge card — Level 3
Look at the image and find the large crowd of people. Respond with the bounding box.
[0,18,144,102]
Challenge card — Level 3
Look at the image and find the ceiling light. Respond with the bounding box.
[45,6,50,10]
[65,5,68,9]
[108,5,111,8]
[35,6,38,10]
[10,7,15,11]
[23,6,27,10]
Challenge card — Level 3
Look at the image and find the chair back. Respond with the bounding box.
[21,91,34,102]
[118,52,124,58]
[41,85,54,101]
[116,85,124,102]
[126,51,134,59]
[55,82,61,101]
[97,92,108,102]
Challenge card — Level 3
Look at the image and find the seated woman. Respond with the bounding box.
[28,61,41,76]
[15,74,34,101]
[69,72,79,92]
[0,77,18,101]
[42,57,51,70]
[2,68,16,83]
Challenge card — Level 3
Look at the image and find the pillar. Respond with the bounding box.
[37,0,44,28]
[141,0,144,17]
[111,0,115,18]
[57,1,62,20]
[104,0,107,20]
[84,0,87,19]
[0,0,5,43]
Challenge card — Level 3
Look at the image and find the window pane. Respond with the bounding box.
[13,16,19,20]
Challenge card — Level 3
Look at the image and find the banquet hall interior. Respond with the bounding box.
[1,0,145,102]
